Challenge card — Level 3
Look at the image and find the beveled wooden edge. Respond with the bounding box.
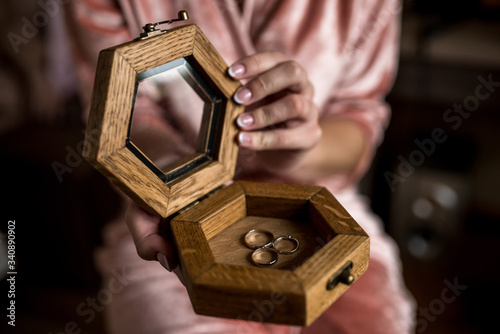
[114,24,198,73]
[216,99,242,176]
[309,188,368,236]
[83,24,243,218]
[238,181,323,200]
[239,181,321,220]
[167,161,234,216]
[93,147,172,216]
[83,49,136,161]
[172,182,247,240]
[171,220,217,294]
[293,234,370,325]
[191,264,306,325]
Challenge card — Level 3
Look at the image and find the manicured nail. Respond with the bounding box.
[228,63,246,78]
[234,87,252,104]
[157,253,171,272]
[237,113,254,128]
[238,132,252,146]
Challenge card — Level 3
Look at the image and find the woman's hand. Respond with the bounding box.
[125,201,184,283]
[228,51,322,180]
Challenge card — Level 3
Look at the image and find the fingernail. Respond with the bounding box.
[238,132,252,146]
[157,253,171,272]
[237,113,254,128]
[228,63,246,78]
[234,87,252,104]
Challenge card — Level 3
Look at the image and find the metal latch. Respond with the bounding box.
[326,261,355,290]
[135,10,189,41]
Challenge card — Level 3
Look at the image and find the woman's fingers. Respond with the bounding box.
[125,203,177,271]
[236,93,320,151]
[229,51,320,160]
[236,93,316,131]
[230,53,314,105]
[229,51,289,79]
[238,120,322,151]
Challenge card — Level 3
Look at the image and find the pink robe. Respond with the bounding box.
[66,0,416,332]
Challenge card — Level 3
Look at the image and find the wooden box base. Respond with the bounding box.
[171,181,369,326]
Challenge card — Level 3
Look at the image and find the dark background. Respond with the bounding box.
[363,1,500,333]
[1,1,499,333]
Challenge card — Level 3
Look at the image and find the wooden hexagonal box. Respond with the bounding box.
[83,20,369,326]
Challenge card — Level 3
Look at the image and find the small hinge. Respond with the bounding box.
[135,29,167,41]
[177,184,227,214]
[178,199,201,214]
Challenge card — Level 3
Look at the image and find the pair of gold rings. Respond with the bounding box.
[244,229,300,267]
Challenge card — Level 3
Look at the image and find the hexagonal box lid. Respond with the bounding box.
[83,24,244,218]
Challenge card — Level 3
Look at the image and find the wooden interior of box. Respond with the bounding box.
[210,216,328,270]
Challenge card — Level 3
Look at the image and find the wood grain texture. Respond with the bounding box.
[240,181,323,200]
[167,161,233,215]
[293,234,370,324]
[209,216,325,270]
[215,99,241,177]
[116,24,197,73]
[170,220,216,293]
[192,263,306,325]
[310,188,368,236]
[241,181,322,220]
[96,146,171,216]
[83,49,135,160]
[83,24,242,218]
[172,182,247,240]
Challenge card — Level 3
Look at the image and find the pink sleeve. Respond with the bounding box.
[321,0,401,187]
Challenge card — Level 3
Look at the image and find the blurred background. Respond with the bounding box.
[1,1,499,333]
